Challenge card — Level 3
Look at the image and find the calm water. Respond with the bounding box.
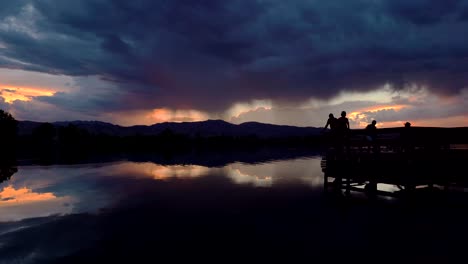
[0,157,323,222]
[1,156,468,263]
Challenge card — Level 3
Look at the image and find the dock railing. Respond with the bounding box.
[321,127,468,197]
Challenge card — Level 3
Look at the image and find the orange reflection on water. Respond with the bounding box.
[112,162,211,180]
[150,165,211,180]
[0,186,56,205]
[111,159,323,187]
[0,185,74,222]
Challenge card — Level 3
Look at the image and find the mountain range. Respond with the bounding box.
[17,120,322,138]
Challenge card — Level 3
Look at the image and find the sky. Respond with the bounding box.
[1,0,468,128]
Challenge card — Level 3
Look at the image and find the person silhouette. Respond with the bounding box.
[365,120,378,152]
[365,120,377,141]
[401,122,413,152]
[324,113,337,131]
[336,111,350,134]
[336,111,350,151]
[323,113,338,145]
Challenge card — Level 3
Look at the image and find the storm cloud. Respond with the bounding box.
[1,0,468,112]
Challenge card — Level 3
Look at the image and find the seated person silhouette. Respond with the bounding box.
[323,113,337,131]
[365,120,377,141]
[365,120,378,152]
[401,122,413,152]
[323,113,338,145]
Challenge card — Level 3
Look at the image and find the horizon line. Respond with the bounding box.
[16,119,468,130]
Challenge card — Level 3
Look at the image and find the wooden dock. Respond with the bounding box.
[321,133,468,197]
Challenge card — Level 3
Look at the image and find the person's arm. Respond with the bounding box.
[324,120,330,129]
[346,119,350,129]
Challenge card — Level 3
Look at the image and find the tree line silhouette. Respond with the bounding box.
[15,121,321,164]
[2,109,468,165]
[0,109,18,183]
[17,119,318,162]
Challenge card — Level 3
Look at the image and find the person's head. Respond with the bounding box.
[372,120,377,126]
[341,111,346,117]
[329,113,334,118]
[404,122,411,128]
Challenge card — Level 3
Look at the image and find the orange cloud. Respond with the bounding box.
[357,104,407,113]
[0,84,55,103]
[150,108,208,123]
[0,186,56,205]
[348,104,409,128]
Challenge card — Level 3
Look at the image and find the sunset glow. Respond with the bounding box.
[150,108,208,123]
[0,184,75,222]
[1,1,468,262]
[1,84,55,103]
[0,1,467,127]
[348,104,409,128]
[407,115,468,128]
[150,165,210,180]
[109,162,212,180]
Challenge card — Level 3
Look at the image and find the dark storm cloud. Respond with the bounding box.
[34,75,128,113]
[385,0,462,25]
[0,1,28,17]
[1,0,468,112]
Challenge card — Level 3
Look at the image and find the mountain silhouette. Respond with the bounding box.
[18,120,322,138]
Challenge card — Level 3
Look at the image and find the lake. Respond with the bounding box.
[1,155,468,263]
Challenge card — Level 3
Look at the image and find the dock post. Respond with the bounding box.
[346,174,351,195]
[324,173,328,191]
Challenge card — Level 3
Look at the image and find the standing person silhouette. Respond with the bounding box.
[336,111,350,151]
[337,111,349,131]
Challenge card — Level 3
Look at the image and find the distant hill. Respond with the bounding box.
[17,120,322,138]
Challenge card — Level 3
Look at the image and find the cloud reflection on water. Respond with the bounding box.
[227,158,323,188]
[0,186,74,222]
[0,157,323,222]
[109,162,213,180]
[2,156,467,263]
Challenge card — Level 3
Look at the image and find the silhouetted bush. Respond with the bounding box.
[0,161,18,184]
